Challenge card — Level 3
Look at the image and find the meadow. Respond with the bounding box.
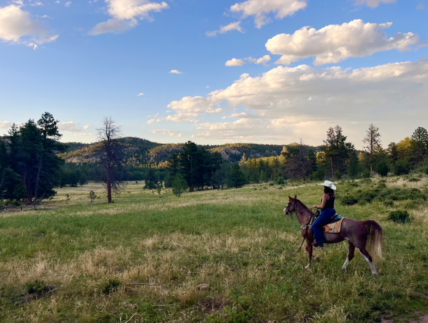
[0,177,428,322]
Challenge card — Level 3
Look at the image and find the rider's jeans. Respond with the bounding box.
[312,208,336,244]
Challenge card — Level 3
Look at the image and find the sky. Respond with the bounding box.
[0,0,428,148]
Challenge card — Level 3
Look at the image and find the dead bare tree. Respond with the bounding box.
[97,117,125,204]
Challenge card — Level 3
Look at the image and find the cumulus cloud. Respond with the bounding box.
[150,129,182,137]
[65,1,71,7]
[230,0,307,28]
[206,21,243,37]
[166,96,223,122]
[169,69,183,74]
[167,60,428,144]
[225,55,271,67]
[83,125,90,130]
[354,0,395,8]
[0,5,58,47]
[225,58,245,66]
[138,92,144,96]
[0,121,12,129]
[266,20,421,66]
[90,0,169,35]
[58,121,82,132]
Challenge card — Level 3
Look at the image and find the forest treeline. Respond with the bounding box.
[1,112,428,204]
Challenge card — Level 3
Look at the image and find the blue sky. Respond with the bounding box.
[1,0,427,148]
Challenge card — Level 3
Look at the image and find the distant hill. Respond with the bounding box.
[60,137,313,167]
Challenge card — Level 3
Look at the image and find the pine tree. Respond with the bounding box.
[363,124,382,175]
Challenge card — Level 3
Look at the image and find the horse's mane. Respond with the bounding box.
[292,198,312,213]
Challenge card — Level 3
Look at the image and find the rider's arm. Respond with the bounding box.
[312,194,329,209]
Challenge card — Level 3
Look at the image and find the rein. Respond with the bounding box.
[288,199,318,255]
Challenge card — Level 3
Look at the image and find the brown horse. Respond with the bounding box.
[284,196,383,274]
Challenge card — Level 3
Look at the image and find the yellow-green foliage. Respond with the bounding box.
[0,177,428,322]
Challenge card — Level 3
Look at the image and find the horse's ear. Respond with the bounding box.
[288,196,291,199]
[294,195,297,199]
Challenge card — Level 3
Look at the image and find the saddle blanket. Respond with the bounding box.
[323,218,345,233]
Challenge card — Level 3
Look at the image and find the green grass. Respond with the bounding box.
[0,178,428,322]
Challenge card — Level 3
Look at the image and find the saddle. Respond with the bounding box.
[312,212,345,234]
[323,215,344,233]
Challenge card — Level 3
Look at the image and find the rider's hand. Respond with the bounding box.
[312,205,317,209]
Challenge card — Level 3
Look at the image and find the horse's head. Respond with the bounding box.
[284,195,298,215]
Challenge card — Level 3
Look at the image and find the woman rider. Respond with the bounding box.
[311,180,337,248]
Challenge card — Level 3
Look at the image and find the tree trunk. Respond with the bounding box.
[107,179,112,203]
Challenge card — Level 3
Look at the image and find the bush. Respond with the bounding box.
[334,170,342,180]
[408,178,420,182]
[311,169,325,181]
[376,161,390,177]
[26,280,47,296]
[268,183,274,186]
[388,210,411,224]
[404,198,425,209]
[394,161,410,176]
[361,169,371,178]
[276,177,285,185]
[340,195,358,206]
[424,167,428,175]
[102,279,121,295]
[360,178,372,184]
[383,199,394,207]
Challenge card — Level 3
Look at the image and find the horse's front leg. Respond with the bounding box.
[305,239,312,269]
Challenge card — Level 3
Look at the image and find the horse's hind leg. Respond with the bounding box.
[359,248,378,275]
[342,242,355,270]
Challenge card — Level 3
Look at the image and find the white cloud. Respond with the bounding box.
[266,20,421,66]
[65,1,71,7]
[166,96,223,122]
[225,58,245,66]
[417,3,425,9]
[206,21,243,37]
[169,69,183,74]
[83,125,90,130]
[150,129,182,137]
[230,0,307,29]
[90,0,169,35]
[138,92,144,96]
[147,119,156,124]
[226,55,271,67]
[166,60,428,144]
[354,0,395,8]
[58,121,82,132]
[0,121,12,129]
[0,5,58,46]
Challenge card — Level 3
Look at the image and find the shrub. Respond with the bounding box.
[102,279,121,295]
[388,210,411,224]
[340,195,358,206]
[383,199,394,207]
[311,169,325,181]
[376,161,390,177]
[404,199,424,210]
[334,171,342,180]
[424,167,428,175]
[394,161,410,175]
[360,178,372,184]
[276,177,285,185]
[26,280,47,296]
[408,178,420,182]
[361,169,371,178]
[269,183,274,186]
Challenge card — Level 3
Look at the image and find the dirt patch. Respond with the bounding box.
[198,299,226,314]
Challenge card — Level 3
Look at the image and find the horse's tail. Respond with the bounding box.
[364,220,383,260]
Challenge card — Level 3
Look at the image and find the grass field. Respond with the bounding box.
[1,177,428,322]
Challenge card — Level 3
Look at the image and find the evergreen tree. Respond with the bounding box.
[144,168,158,189]
[411,127,428,162]
[228,164,247,188]
[363,124,382,174]
[172,173,188,197]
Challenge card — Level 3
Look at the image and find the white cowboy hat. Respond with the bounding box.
[319,180,337,190]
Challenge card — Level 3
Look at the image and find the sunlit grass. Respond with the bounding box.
[0,177,427,322]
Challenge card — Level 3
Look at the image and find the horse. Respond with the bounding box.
[284,196,383,274]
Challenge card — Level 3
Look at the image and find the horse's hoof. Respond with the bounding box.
[305,264,311,269]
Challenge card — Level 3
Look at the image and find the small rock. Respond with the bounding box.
[197,284,209,291]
